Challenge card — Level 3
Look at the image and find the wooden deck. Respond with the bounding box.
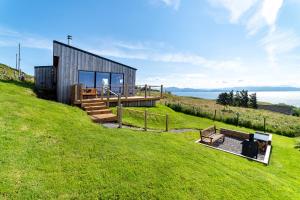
[76,96,162,123]
[74,96,161,105]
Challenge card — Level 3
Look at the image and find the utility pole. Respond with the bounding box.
[67,35,72,45]
[18,43,21,78]
[15,53,18,69]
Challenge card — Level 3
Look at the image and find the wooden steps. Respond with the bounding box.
[80,99,117,123]
[90,113,118,123]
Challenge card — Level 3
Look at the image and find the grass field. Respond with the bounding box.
[163,94,300,137]
[113,104,253,133]
[0,63,33,82]
[1,80,300,199]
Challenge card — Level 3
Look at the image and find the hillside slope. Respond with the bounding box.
[0,63,33,81]
[163,94,300,137]
[0,80,300,199]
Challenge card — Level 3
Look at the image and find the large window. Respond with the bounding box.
[78,71,95,88]
[78,70,124,94]
[111,73,124,94]
[96,72,110,94]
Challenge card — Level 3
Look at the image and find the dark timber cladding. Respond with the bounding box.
[34,66,55,90]
[53,40,137,104]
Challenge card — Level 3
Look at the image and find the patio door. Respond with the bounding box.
[111,73,124,94]
[96,72,110,94]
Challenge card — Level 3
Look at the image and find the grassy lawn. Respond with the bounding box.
[1,80,300,199]
[113,104,253,133]
[163,94,300,137]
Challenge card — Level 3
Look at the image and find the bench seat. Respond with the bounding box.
[200,126,225,145]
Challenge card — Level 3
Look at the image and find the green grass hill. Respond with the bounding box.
[0,63,33,82]
[0,78,300,199]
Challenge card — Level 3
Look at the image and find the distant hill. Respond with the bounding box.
[166,86,300,92]
[0,63,33,82]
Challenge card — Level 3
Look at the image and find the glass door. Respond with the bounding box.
[111,73,124,94]
[96,72,110,95]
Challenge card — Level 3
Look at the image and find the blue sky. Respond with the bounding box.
[0,0,300,88]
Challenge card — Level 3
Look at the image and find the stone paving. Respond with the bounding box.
[212,136,265,161]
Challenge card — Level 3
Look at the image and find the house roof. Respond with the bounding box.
[53,40,137,71]
[34,65,53,68]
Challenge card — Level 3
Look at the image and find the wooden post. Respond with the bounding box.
[166,114,169,132]
[107,90,110,107]
[149,86,151,97]
[263,117,266,133]
[118,94,121,107]
[118,105,123,128]
[236,113,239,127]
[80,86,83,103]
[144,84,147,98]
[160,85,163,98]
[125,84,128,99]
[213,110,217,121]
[101,86,104,100]
[144,110,147,131]
[74,84,78,103]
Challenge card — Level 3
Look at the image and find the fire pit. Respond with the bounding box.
[197,128,272,165]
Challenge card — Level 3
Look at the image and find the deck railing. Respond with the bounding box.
[71,84,164,104]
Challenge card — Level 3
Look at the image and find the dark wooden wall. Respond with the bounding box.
[34,66,55,90]
[53,41,137,104]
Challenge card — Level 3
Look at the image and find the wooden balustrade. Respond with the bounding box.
[71,83,164,104]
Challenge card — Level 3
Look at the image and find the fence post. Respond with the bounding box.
[165,114,169,132]
[144,110,148,131]
[263,117,266,133]
[149,86,151,97]
[118,94,121,107]
[213,109,217,121]
[144,84,147,98]
[236,113,239,126]
[160,85,163,98]
[118,105,123,128]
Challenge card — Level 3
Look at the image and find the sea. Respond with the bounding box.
[172,91,300,108]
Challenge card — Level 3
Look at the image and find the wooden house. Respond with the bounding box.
[35,41,162,122]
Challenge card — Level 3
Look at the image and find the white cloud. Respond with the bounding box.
[208,0,258,23]
[247,0,283,34]
[88,42,242,71]
[260,29,300,64]
[0,27,52,50]
[159,0,181,10]
[208,0,297,64]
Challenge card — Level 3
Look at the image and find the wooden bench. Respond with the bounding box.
[200,126,225,145]
[80,88,98,101]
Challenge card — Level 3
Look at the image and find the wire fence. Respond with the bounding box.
[164,101,300,137]
[114,107,169,132]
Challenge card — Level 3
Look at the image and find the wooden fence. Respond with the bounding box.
[116,106,169,132]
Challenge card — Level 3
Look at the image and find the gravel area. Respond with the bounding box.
[102,123,162,132]
[212,136,265,161]
[102,123,199,133]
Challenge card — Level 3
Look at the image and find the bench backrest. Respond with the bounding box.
[220,128,249,140]
[201,126,216,137]
[82,88,97,95]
